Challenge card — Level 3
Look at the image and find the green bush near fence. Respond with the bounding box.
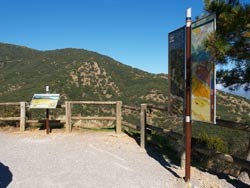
[197,131,228,153]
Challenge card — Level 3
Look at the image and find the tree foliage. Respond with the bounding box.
[204,0,250,90]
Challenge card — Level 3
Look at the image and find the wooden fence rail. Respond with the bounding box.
[0,102,25,131]
[0,101,122,133]
[144,104,250,178]
[122,103,250,178]
[65,101,122,133]
[0,101,249,178]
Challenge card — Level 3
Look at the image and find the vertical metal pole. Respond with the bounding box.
[45,86,50,134]
[185,8,192,182]
[46,109,50,134]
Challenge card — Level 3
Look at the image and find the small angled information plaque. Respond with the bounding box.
[30,94,60,109]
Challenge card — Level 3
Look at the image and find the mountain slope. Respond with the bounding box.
[0,42,249,125]
[0,43,167,105]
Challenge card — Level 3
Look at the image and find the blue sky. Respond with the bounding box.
[0,0,204,74]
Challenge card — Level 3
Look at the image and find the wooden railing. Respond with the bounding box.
[0,101,249,178]
[125,103,250,178]
[0,101,122,133]
[0,102,26,131]
[65,101,122,133]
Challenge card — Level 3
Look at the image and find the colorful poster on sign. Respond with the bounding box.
[30,94,60,109]
[168,26,185,116]
[191,14,216,123]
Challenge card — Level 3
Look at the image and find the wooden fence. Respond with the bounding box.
[0,102,26,131]
[0,101,249,178]
[65,101,122,133]
[0,101,122,133]
[121,103,250,178]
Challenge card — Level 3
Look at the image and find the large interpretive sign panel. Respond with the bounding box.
[168,26,185,116]
[191,14,216,123]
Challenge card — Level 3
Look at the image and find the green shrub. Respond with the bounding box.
[197,131,228,153]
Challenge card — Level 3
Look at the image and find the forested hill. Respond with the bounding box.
[0,42,167,105]
[0,42,249,124]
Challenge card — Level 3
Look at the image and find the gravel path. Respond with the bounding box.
[0,129,248,188]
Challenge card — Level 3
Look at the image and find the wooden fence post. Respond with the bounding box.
[20,102,26,131]
[116,101,122,134]
[65,102,72,132]
[140,104,147,148]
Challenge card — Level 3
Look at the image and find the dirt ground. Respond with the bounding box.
[0,127,249,188]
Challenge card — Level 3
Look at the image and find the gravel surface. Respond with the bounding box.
[0,128,248,188]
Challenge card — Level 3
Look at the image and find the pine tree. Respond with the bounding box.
[204,0,250,90]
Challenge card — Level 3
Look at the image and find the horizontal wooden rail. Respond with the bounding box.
[65,101,122,133]
[26,120,38,124]
[0,117,20,121]
[147,104,167,111]
[146,122,250,177]
[195,148,250,171]
[71,116,116,120]
[68,101,117,105]
[0,102,20,105]
[216,118,250,132]
[146,124,173,134]
[146,103,250,132]
[122,105,140,112]
[26,120,66,124]
[122,121,139,130]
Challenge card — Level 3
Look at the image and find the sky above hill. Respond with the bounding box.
[0,0,204,74]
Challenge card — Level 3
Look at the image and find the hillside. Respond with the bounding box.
[0,42,249,125]
[0,43,167,105]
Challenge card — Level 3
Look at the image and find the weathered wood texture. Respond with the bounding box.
[65,101,120,133]
[116,101,122,134]
[122,121,139,131]
[0,102,20,105]
[69,101,117,105]
[0,117,20,121]
[216,118,250,132]
[122,105,140,112]
[147,104,167,111]
[65,102,72,132]
[20,102,26,131]
[0,102,26,131]
[71,116,116,120]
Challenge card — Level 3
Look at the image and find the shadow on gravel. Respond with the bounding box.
[0,162,13,188]
[145,146,182,179]
[210,172,249,188]
[123,130,183,179]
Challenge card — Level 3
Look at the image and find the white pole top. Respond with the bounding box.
[186,8,191,18]
[46,86,49,93]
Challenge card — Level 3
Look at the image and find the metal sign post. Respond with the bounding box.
[45,86,50,134]
[185,8,192,182]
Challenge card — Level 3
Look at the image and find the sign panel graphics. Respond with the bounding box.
[191,14,216,123]
[168,26,185,116]
[30,94,60,109]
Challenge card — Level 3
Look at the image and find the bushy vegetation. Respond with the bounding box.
[0,42,167,106]
[0,42,249,162]
[197,131,228,153]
